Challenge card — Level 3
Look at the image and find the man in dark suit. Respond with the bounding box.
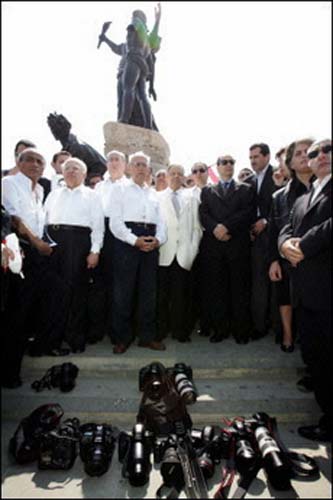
[199,154,255,344]
[245,143,279,339]
[279,138,331,442]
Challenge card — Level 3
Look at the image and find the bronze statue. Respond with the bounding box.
[98,3,161,131]
[47,112,107,175]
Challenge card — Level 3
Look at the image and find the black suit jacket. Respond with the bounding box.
[199,180,255,251]
[245,165,279,222]
[278,179,331,310]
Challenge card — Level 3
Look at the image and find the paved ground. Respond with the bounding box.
[1,333,332,498]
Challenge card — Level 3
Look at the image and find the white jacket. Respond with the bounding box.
[158,189,202,271]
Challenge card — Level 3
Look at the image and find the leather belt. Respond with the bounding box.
[47,224,91,234]
[125,221,156,230]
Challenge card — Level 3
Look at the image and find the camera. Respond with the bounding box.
[79,423,117,476]
[31,362,79,393]
[154,434,184,488]
[138,362,166,391]
[118,423,153,486]
[9,404,64,464]
[167,363,197,405]
[190,426,216,478]
[38,418,80,470]
[231,420,257,475]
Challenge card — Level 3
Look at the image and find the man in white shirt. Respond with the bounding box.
[95,150,131,341]
[1,148,70,388]
[44,157,104,353]
[50,150,71,190]
[156,164,202,342]
[110,151,167,354]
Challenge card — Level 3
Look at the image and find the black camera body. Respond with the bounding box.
[79,423,117,477]
[31,362,79,392]
[138,362,166,391]
[9,404,64,464]
[118,423,153,486]
[38,418,80,470]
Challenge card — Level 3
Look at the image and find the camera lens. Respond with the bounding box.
[174,373,197,404]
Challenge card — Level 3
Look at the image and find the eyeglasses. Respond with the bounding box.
[192,168,207,174]
[307,144,332,160]
[218,159,235,166]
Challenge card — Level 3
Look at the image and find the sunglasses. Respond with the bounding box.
[192,168,207,174]
[307,144,332,160]
[219,159,235,166]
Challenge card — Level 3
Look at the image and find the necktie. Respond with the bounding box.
[223,181,230,193]
[171,191,181,218]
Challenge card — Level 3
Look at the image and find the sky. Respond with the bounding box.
[2,1,331,177]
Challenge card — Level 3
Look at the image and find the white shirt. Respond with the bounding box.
[51,173,66,191]
[256,162,270,193]
[2,171,45,237]
[95,175,131,216]
[44,184,105,253]
[310,174,331,204]
[189,185,203,203]
[110,179,167,246]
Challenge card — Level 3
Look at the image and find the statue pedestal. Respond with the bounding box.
[103,122,170,173]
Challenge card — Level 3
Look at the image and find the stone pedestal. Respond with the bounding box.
[103,121,170,173]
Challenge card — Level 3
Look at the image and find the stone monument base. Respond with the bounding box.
[103,121,170,173]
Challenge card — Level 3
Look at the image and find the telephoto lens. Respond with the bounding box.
[173,366,197,405]
[232,421,257,475]
[119,423,152,487]
[254,426,291,490]
[59,363,79,392]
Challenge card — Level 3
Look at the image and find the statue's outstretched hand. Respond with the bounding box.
[155,3,161,23]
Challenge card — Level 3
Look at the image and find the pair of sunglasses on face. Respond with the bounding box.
[307,144,331,160]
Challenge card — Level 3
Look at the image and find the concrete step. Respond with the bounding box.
[2,376,320,425]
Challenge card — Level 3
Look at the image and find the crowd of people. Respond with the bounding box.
[1,137,331,442]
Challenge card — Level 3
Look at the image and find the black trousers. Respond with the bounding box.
[201,237,252,340]
[111,226,158,346]
[157,258,190,341]
[2,244,68,380]
[251,230,281,335]
[298,306,332,429]
[99,220,115,341]
[48,226,91,350]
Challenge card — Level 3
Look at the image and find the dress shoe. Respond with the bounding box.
[210,332,227,343]
[48,347,71,356]
[177,336,191,343]
[296,376,314,393]
[298,424,332,442]
[113,344,127,354]
[280,343,294,353]
[2,377,22,389]
[198,328,210,337]
[235,337,249,344]
[250,329,267,340]
[138,340,166,351]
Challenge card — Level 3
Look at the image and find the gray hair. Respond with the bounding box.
[106,150,126,161]
[17,148,46,166]
[129,151,150,166]
[167,164,185,175]
[61,157,87,174]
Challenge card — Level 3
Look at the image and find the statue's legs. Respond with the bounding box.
[120,62,141,124]
[136,76,152,129]
[117,78,123,121]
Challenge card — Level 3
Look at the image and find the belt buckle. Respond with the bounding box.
[53,224,60,231]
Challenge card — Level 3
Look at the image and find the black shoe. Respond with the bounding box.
[298,424,332,442]
[2,377,22,389]
[250,329,267,340]
[71,346,85,354]
[210,332,226,343]
[280,343,294,353]
[198,328,210,337]
[235,337,249,344]
[297,376,314,392]
[47,348,71,356]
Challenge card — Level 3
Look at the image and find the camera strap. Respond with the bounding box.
[268,417,319,479]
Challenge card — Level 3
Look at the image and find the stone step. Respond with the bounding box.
[21,334,306,380]
[2,377,320,425]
